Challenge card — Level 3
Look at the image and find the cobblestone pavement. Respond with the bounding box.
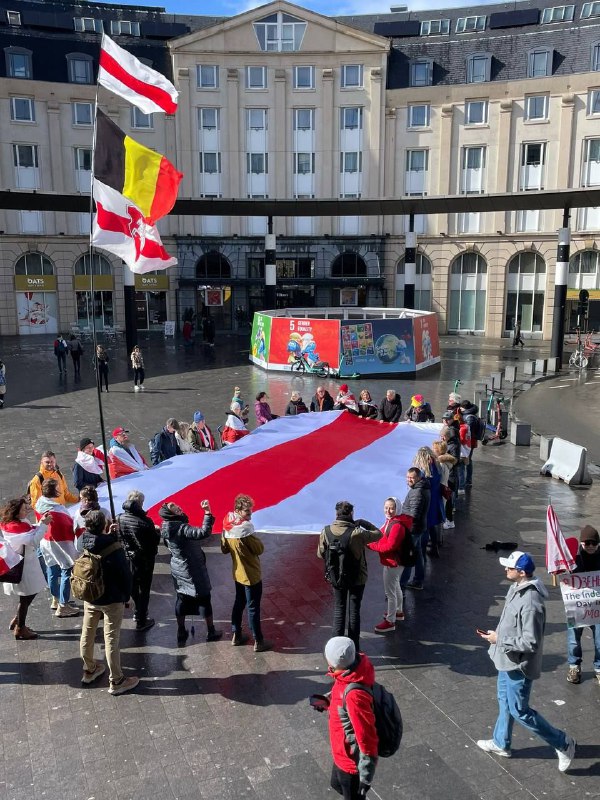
[0,333,599,800]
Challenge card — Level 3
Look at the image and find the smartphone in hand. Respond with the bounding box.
[476,629,488,637]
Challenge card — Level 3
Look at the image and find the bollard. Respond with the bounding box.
[510,421,531,446]
[473,390,484,408]
[474,381,487,394]
[478,399,488,419]
[540,435,555,461]
[504,365,518,383]
[546,357,559,374]
[523,361,536,377]
[535,358,547,375]
[490,371,504,390]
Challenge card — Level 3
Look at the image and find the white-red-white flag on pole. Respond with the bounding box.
[92,179,177,274]
[98,34,178,115]
[546,504,576,574]
[0,540,23,578]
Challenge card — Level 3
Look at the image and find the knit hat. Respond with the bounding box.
[580,525,599,543]
[79,437,94,450]
[324,636,356,670]
[339,384,349,393]
[193,411,204,423]
[499,551,536,573]
[411,394,424,407]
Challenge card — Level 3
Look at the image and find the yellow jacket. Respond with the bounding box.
[28,464,79,509]
[221,532,264,586]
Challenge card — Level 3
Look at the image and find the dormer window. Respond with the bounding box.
[110,20,140,36]
[7,11,21,26]
[253,12,306,52]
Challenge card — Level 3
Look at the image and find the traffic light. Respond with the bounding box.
[577,288,590,318]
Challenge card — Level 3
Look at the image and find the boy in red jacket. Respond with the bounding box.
[323,636,378,799]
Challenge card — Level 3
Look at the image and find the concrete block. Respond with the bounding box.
[539,435,555,461]
[546,357,559,374]
[490,371,503,390]
[540,437,593,485]
[504,365,518,383]
[523,361,536,376]
[535,358,547,375]
[478,399,488,419]
[474,382,487,394]
[473,390,484,408]
[510,421,531,446]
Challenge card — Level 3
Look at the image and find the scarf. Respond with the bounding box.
[222,511,255,539]
[75,450,104,475]
[108,443,148,472]
[197,425,216,450]
[225,413,246,431]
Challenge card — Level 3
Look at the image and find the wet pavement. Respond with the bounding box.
[0,332,599,800]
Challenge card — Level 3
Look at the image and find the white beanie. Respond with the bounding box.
[324,636,356,669]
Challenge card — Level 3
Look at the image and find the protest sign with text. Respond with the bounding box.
[559,570,600,628]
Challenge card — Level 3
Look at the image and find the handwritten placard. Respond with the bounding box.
[559,571,600,628]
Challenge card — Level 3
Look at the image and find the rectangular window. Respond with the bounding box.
[411,60,432,87]
[247,153,268,173]
[528,50,551,78]
[462,146,486,193]
[341,64,363,88]
[340,152,361,173]
[294,66,315,89]
[467,55,489,83]
[294,108,314,130]
[405,149,428,194]
[13,144,38,169]
[588,89,600,115]
[7,10,21,25]
[247,108,267,129]
[593,44,600,71]
[525,94,549,121]
[465,99,488,125]
[200,152,221,173]
[8,51,32,79]
[74,148,92,172]
[246,66,267,89]
[10,97,34,122]
[294,152,315,174]
[420,19,450,35]
[74,17,103,32]
[131,107,153,129]
[541,5,575,23]
[408,104,430,127]
[72,102,93,126]
[110,20,140,36]
[341,107,363,130]
[197,65,218,89]
[585,138,600,163]
[69,58,92,84]
[199,107,219,129]
[582,2,600,18]
[456,15,486,32]
[520,142,546,190]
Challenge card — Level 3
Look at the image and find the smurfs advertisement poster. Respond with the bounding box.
[269,317,340,370]
[250,313,272,367]
[413,314,440,369]
[340,319,415,375]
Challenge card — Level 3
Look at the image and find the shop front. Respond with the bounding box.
[74,275,114,331]
[134,273,169,330]
[15,272,58,335]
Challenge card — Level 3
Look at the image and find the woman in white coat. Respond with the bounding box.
[0,498,52,639]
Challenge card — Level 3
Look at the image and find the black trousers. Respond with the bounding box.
[332,585,365,649]
[331,765,361,800]
[130,560,155,623]
[98,363,109,390]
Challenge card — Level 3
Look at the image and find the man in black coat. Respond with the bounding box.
[378,389,402,422]
[566,525,600,685]
[78,510,139,695]
[117,490,160,631]
[151,418,182,465]
[310,386,334,412]
[400,467,431,591]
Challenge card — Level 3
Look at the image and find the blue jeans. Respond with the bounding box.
[567,625,600,671]
[232,581,263,642]
[457,461,466,490]
[492,670,567,751]
[47,564,72,605]
[401,532,425,586]
[466,450,474,485]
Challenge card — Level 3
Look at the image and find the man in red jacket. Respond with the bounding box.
[324,636,378,799]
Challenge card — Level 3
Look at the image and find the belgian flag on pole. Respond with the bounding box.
[94,109,183,224]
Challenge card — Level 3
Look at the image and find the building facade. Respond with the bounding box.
[1,0,599,337]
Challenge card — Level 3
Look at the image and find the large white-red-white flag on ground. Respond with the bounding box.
[98,34,178,115]
[91,412,444,534]
[92,179,177,274]
[0,540,23,578]
[546,504,576,573]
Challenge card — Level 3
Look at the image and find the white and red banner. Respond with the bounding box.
[546,504,577,574]
[0,540,23,577]
[92,180,177,274]
[98,34,178,115]
[93,412,443,534]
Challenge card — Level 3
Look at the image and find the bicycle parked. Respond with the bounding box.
[568,328,599,369]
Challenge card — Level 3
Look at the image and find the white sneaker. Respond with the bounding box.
[556,736,576,772]
[458,489,466,496]
[55,604,79,618]
[134,385,140,392]
[476,739,511,758]
[108,676,140,696]
[81,662,106,685]
[442,520,455,530]
[140,385,145,391]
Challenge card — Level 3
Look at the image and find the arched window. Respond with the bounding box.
[74,253,112,275]
[448,252,487,331]
[396,252,432,310]
[196,251,231,279]
[569,250,600,285]
[15,252,54,275]
[331,252,367,278]
[505,252,546,335]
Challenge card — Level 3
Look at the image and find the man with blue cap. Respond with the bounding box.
[476,551,576,772]
[187,411,217,452]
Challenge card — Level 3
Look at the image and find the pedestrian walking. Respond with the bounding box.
[68,335,83,376]
[0,357,6,408]
[565,525,600,685]
[512,317,525,348]
[203,315,215,346]
[476,550,576,772]
[53,334,68,375]
[130,345,145,391]
[95,345,109,392]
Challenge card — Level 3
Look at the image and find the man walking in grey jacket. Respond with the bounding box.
[477,551,576,772]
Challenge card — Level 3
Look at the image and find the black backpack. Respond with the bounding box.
[342,681,403,759]
[323,526,361,589]
[398,530,418,568]
[467,414,487,442]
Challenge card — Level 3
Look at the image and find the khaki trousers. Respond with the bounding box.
[80,601,125,685]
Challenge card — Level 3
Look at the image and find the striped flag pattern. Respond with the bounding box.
[546,504,576,574]
[0,540,23,578]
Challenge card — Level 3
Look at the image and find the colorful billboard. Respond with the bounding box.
[250,313,272,367]
[269,317,340,370]
[340,319,415,375]
[413,313,440,369]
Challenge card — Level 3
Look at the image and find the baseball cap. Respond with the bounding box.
[112,426,129,437]
[499,551,536,573]
[324,636,356,670]
[339,384,349,393]
[193,411,204,423]
[442,411,454,420]
[79,437,94,450]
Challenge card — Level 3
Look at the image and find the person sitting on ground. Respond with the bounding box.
[379,389,403,422]
[255,392,278,426]
[285,391,309,415]
[432,439,457,531]
[357,389,378,420]
[73,438,105,491]
[221,494,271,652]
[222,402,250,445]
[28,450,79,510]
[565,525,600,685]
[310,386,335,412]
[334,384,358,414]
[232,386,250,423]
[405,394,435,423]
[150,418,182,465]
[447,392,462,413]
[107,427,149,479]
[73,485,112,543]
[78,510,139,696]
[368,497,411,633]
[188,411,217,451]
[118,490,161,633]
[160,499,221,645]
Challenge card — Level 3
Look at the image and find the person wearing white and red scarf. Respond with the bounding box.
[73,437,105,490]
[35,478,80,618]
[0,497,51,639]
[107,426,149,479]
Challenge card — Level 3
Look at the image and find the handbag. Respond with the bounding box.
[0,557,24,584]
[441,485,453,500]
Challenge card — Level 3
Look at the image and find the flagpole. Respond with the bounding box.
[89,63,116,521]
